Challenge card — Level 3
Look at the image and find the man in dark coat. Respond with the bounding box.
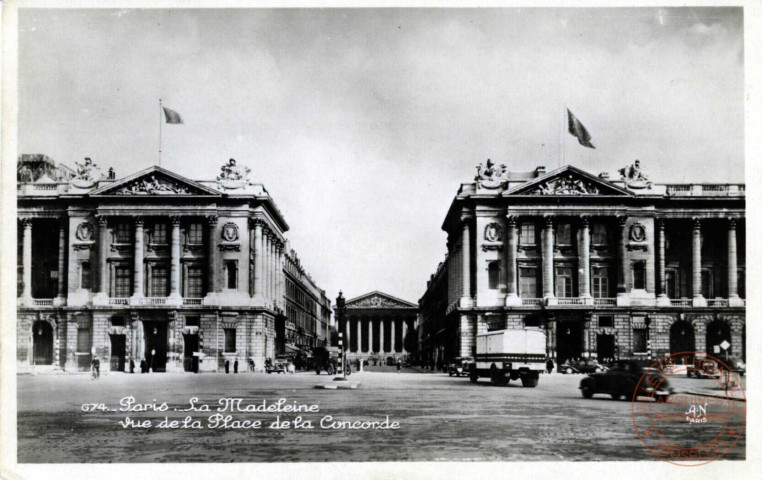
[234,359,239,374]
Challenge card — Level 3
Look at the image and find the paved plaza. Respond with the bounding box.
[16,369,745,463]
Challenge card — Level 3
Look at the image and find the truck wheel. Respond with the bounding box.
[581,387,594,399]
[315,369,321,375]
[449,371,453,377]
[521,375,539,388]
[469,370,478,383]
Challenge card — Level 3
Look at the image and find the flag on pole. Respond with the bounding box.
[567,109,595,149]
[162,106,184,124]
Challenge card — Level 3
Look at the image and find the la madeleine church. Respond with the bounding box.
[418,160,745,367]
[16,156,331,373]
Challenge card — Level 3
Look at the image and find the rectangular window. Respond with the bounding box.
[701,269,713,298]
[187,223,203,244]
[665,269,677,299]
[519,267,538,298]
[114,266,132,297]
[592,224,609,245]
[488,261,500,290]
[555,266,574,297]
[592,267,609,298]
[633,261,646,290]
[150,265,169,297]
[738,270,745,298]
[152,223,167,244]
[633,329,647,353]
[519,223,536,246]
[224,328,236,353]
[598,316,614,328]
[115,223,131,243]
[186,266,204,297]
[77,328,91,353]
[225,261,237,289]
[80,262,91,289]
[556,224,572,245]
[185,316,200,327]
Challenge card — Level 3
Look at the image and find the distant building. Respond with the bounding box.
[17,155,329,373]
[418,161,745,366]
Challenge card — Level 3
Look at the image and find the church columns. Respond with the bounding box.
[390,318,396,353]
[402,318,409,354]
[357,316,362,353]
[368,317,374,353]
[379,318,385,354]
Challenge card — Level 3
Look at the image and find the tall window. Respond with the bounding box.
[701,269,713,298]
[79,262,91,290]
[519,267,538,298]
[632,261,646,290]
[519,223,536,246]
[598,316,614,328]
[77,328,91,353]
[556,223,572,245]
[187,223,203,244]
[150,265,169,296]
[225,261,237,289]
[224,328,236,353]
[632,329,647,353]
[738,270,745,298]
[114,266,132,297]
[592,266,609,298]
[592,224,608,245]
[152,223,167,244]
[185,265,204,297]
[488,261,500,290]
[185,316,200,327]
[115,223,131,243]
[665,269,677,298]
[555,266,574,297]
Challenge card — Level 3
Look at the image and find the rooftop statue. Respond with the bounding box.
[618,159,652,189]
[217,158,251,187]
[475,159,509,189]
[71,157,103,188]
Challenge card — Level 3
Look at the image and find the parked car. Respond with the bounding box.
[265,359,287,374]
[579,360,674,401]
[559,360,580,374]
[721,358,745,377]
[448,357,474,377]
[687,354,721,379]
[573,359,607,374]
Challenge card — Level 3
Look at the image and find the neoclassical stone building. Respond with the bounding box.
[17,156,330,373]
[418,161,745,366]
[335,291,418,364]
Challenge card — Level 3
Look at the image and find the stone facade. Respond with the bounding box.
[17,157,329,374]
[419,163,745,365]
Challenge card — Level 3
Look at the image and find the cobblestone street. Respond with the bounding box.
[16,369,745,463]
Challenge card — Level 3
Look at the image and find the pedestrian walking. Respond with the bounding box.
[546,358,554,374]
[129,358,135,374]
[396,360,401,373]
[225,360,230,374]
[234,359,239,374]
[140,358,147,374]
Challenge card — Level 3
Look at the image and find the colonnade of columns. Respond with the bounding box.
[452,215,744,306]
[249,218,285,310]
[342,316,413,355]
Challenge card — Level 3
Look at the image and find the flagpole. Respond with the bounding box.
[159,98,162,167]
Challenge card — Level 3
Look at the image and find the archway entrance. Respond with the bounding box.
[556,320,583,364]
[670,320,695,354]
[596,334,615,361]
[32,320,54,365]
[110,335,126,372]
[143,321,168,372]
[706,320,731,356]
[183,334,199,372]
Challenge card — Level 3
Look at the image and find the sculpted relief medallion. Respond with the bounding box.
[75,222,94,241]
[221,222,239,242]
[484,223,502,242]
[630,223,646,242]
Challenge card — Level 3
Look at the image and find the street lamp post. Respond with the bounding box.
[335,291,347,381]
[645,316,652,361]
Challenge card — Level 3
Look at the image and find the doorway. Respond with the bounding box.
[143,321,168,372]
[32,320,54,365]
[183,334,199,372]
[670,320,695,354]
[596,334,615,361]
[556,320,583,364]
[110,334,126,372]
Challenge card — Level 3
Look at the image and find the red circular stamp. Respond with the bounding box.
[631,352,746,466]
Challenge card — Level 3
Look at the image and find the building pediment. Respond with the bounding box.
[90,166,221,196]
[345,291,417,309]
[506,166,631,196]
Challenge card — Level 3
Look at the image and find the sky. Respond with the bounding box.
[18,7,744,305]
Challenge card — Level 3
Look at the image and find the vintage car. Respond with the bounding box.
[265,358,288,374]
[724,358,746,377]
[574,359,608,374]
[579,360,674,401]
[686,355,721,379]
[448,357,474,377]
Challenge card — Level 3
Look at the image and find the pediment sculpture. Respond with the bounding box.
[113,175,193,195]
[217,158,251,189]
[528,174,600,195]
[475,159,509,189]
[350,295,406,309]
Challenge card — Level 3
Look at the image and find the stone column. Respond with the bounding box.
[98,217,109,295]
[344,316,351,351]
[131,217,145,300]
[357,316,363,353]
[616,216,628,301]
[390,319,396,353]
[379,318,385,354]
[460,215,473,307]
[21,218,32,300]
[656,219,669,305]
[579,216,592,303]
[542,216,556,304]
[692,218,706,306]
[505,215,520,306]
[56,218,67,299]
[265,234,272,303]
[169,217,181,301]
[206,216,218,301]
[727,218,737,294]
[402,318,408,354]
[369,317,374,353]
[252,221,264,303]
[278,244,285,310]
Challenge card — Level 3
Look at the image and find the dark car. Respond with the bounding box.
[721,358,745,377]
[448,357,474,377]
[687,355,721,379]
[573,359,607,374]
[579,360,674,401]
